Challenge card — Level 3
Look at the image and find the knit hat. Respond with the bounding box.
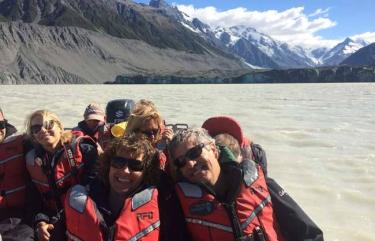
[84,103,105,122]
[202,116,250,147]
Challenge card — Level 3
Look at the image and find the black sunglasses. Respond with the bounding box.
[173,143,205,168]
[140,129,159,138]
[110,157,144,172]
[0,120,7,130]
[30,120,55,134]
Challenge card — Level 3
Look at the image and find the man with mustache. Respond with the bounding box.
[168,127,284,241]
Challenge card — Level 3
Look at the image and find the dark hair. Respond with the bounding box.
[97,133,160,189]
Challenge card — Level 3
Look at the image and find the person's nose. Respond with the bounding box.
[39,126,48,133]
[120,165,131,174]
[185,159,197,169]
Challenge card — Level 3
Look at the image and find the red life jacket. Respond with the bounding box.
[25,136,90,210]
[65,185,161,241]
[176,160,283,241]
[72,124,111,150]
[0,134,27,209]
[159,151,167,170]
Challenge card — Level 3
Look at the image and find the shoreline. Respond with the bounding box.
[107,65,375,84]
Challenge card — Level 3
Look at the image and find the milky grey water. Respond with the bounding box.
[1,83,374,241]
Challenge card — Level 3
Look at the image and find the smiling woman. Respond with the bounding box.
[24,110,98,241]
[125,99,174,168]
[64,133,191,241]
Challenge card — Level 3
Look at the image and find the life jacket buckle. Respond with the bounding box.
[254,226,266,241]
[237,234,255,241]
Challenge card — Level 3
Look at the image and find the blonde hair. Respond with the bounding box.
[125,99,163,141]
[25,110,72,144]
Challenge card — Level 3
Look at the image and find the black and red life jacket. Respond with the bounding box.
[72,122,112,150]
[25,135,92,211]
[176,160,284,241]
[65,185,161,241]
[0,134,27,209]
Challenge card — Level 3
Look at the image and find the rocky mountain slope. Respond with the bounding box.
[0,22,248,84]
[319,38,368,66]
[341,43,375,66]
[0,0,249,84]
[0,0,214,53]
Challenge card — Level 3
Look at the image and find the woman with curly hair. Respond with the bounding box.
[64,133,190,241]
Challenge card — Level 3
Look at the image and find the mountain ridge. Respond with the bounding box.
[0,0,250,84]
[341,42,375,66]
[172,4,373,69]
[0,0,231,55]
[0,22,249,84]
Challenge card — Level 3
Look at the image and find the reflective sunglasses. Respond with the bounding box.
[173,143,205,168]
[30,120,55,134]
[0,120,7,130]
[110,157,144,172]
[140,128,159,138]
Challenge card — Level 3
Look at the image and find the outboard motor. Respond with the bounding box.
[105,99,135,124]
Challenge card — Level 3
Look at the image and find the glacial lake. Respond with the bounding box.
[1,83,374,241]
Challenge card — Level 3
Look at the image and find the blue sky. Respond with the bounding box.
[135,0,375,48]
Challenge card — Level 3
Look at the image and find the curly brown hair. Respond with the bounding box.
[97,133,160,189]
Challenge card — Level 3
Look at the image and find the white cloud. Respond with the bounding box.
[308,8,330,17]
[177,4,340,48]
[350,32,375,44]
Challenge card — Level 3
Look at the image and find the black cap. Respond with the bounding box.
[105,99,135,124]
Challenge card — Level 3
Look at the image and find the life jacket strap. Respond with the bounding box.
[128,220,161,241]
[0,153,23,165]
[0,185,26,197]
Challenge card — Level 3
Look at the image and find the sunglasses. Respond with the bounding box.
[0,120,7,130]
[140,129,159,138]
[30,120,55,134]
[173,143,205,168]
[110,157,144,172]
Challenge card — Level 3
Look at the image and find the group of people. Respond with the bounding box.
[0,99,323,241]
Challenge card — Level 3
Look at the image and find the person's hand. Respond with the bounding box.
[241,144,253,161]
[37,221,54,241]
[162,128,174,142]
[96,144,104,155]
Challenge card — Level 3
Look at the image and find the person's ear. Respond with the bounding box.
[210,142,219,159]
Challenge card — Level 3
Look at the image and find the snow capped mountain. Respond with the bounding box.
[212,25,317,68]
[311,47,329,60]
[341,42,375,66]
[152,2,371,69]
[320,38,369,66]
